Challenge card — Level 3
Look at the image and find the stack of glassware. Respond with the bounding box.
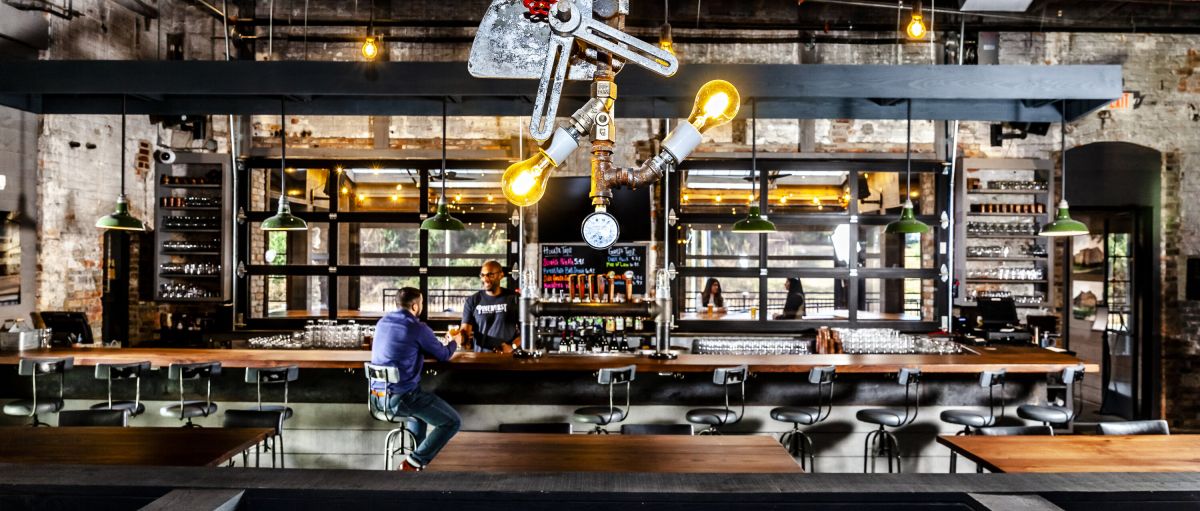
[246,320,375,349]
[834,328,964,355]
[694,337,811,355]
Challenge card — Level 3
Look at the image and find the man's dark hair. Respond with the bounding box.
[398,287,423,309]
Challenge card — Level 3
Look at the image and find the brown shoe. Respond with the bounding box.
[398,458,424,472]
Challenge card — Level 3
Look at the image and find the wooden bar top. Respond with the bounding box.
[0,345,1093,374]
[427,432,803,473]
[937,434,1200,473]
[0,427,272,467]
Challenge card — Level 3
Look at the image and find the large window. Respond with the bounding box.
[240,159,513,327]
[673,158,946,331]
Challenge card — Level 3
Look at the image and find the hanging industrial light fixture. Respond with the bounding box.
[885,99,931,234]
[362,0,380,60]
[97,96,147,231]
[658,0,675,57]
[421,99,465,231]
[906,0,927,39]
[733,99,776,233]
[261,99,308,231]
[1039,99,1089,237]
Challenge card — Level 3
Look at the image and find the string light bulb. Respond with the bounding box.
[362,36,380,60]
[658,22,675,56]
[906,1,927,39]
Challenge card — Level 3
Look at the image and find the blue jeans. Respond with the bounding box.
[373,387,461,467]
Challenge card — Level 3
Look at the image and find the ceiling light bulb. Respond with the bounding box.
[454,193,462,202]
[340,186,349,195]
[362,36,380,60]
[687,80,741,134]
[658,22,675,56]
[395,184,403,190]
[501,150,558,207]
[683,194,690,202]
[391,194,399,202]
[715,195,723,203]
[906,14,926,39]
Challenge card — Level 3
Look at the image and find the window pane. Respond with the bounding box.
[859,278,934,321]
[338,276,420,318]
[860,225,937,269]
[427,276,483,321]
[766,225,840,268]
[250,167,332,213]
[764,277,843,320]
[857,171,937,216]
[249,275,329,318]
[679,276,760,320]
[680,169,762,215]
[338,223,420,266]
[337,168,420,212]
[426,168,507,214]
[427,226,508,267]
[682,224,759,268]
[250,222,330,266]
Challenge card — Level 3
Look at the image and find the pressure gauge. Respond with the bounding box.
[581,210,620,250]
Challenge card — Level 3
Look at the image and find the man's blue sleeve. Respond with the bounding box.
[417,323,457,362]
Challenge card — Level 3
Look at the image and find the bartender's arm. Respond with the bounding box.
[453,323,473,349]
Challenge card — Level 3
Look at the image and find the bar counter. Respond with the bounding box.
[0,345,1093,374]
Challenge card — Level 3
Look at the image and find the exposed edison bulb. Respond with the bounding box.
[340,185,349,195]
[501,151,557,207]
[454,193,463,202]
[906,14,926,39]
[658,22,675,56]
[390,194,399,202]
[395,184,403,190]
[682,194,690,202]
[362,36,380,60]
[780,196,788,205]
[688,80,741,134]
[715,194,723,203]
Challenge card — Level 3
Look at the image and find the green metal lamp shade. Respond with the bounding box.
[96,194,146,231]
[884,200,931,234]
[1039,200,1089,237]
[421,202,465,231]
[732,205,777,233]
[261,198,309,231]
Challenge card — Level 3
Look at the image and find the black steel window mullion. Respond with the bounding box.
[418,167,430,322]
[847,170,861,323]
[327,169,341,322]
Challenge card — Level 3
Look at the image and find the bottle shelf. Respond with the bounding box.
[161,183,221,189]
[160,206,221,211]
[969,234,1043,239]
[967,212,1047,217]
[965,279,1047,284]
[160,228,221,233]
[156,296,224,302]
[968,189,1049,195]
[161,250,222,256]
[966,256,1047,262]
[159,273,221,279]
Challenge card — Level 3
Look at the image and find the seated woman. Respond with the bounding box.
[699,277,727,315]
[775,277,806,320]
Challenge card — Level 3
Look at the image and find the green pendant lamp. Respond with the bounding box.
[1039,100,1089,237]
[97,95,147,231]
[733,99,776,233]
[421,99,465,231]
[262,99,308,231]
[885,99,931,234]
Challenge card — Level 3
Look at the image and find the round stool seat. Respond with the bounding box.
[572,406,625,425]
[91,400,146,417]
[254,404,294,421]
[770,406,821,425]
[1016,404,1072,425]
[160,401,218,419]
[686,408,739,426]
[370,406,411,424]
[856,408,906,427]
[939,409,994,428]
[3,399,64,416]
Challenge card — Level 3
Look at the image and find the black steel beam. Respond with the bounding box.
[0,61,1120,121]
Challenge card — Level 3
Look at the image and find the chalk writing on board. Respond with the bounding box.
[541,244,646,295]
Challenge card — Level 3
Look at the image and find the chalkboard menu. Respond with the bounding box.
[541,244,647,296]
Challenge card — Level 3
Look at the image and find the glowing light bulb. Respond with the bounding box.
[486,194,494,202]
[780,196,788,205]
[501,151,558,207]
[687,80,741,134]
[454,194,462,202]
[391,194,399,202]
[682,194,690,202]
[357,193,365,201]
[906,14,926,39]
[362,36,379,60]
[340,186,349,195]
[395,184,403,190]
[658,22,675,56]
[715,195,723,203]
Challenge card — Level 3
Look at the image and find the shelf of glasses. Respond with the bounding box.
[967,212,1048,217]
[160,206,221,211]
[966,256,1046,262]
[159,273,221,279]
[160,228,221,233]
[156,296,224,302]
[968,190,1049,195]
[161,250,222,256]
[968,234,1043,239]
[965,279,1047,284]
[959,300,1051,308]
[161,183,221,189]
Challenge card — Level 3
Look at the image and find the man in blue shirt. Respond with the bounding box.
[370,287,461,471]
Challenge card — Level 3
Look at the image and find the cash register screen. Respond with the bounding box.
[977,297,1019,327]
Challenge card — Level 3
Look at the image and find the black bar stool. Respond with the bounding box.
[364,362,416,470]
[498,422,573,434]
[1098,419,1170,435]
[1017,364,1084,429]
[243,366,299,420]
[223,409,286,467]
[770,365,836,472]
[855,367,920,473]
[3,356,73,427]
[572,365,636,434]
[620,424,694,435]
[940,369,1006,473]
[59,409,129,427]
[159,362,221,427]
[686,365,748,435]
[89,361,151,419]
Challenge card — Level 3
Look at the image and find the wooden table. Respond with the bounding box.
[0,427,273,467]
[937,434,1200,473]
[426,432,803,473]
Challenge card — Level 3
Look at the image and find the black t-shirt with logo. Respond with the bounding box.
[462,288,520,350]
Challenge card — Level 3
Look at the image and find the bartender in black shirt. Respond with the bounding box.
[452,260,521,353]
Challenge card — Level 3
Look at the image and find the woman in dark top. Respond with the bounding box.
[777,277,806,320]
[700,277,726,313]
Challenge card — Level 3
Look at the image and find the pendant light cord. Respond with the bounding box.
[751,98,757,202]
[1060,98,1067,197]
[905,98,912,195]
[120,95,127,195]
[280,99,287,198]
[441,98,448,198]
